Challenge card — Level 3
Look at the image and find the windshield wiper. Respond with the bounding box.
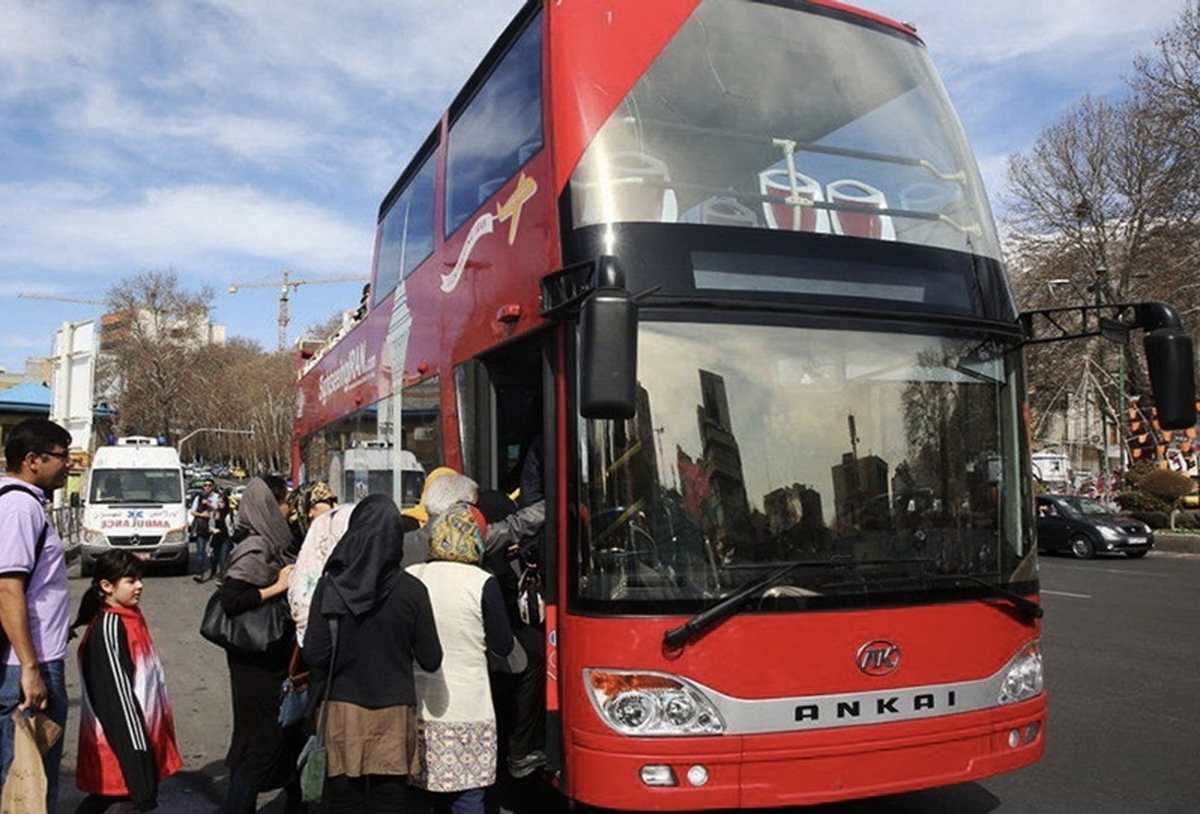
[823,568,1043,624]
[949,573,1044,623]
[662,555,862,652]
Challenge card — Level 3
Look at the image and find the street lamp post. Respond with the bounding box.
[177,428,254,458]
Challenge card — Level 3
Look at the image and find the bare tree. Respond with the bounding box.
[1133,1,1200,165]
[97,271,299,473]
[1003,8,1200,464]
[303,310,349,345]
[186,340,297,474]
[1005,95,1196,307]
[99,270,215,441]
[209,345,295,474]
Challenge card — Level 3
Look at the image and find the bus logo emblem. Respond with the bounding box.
[856,640,901,676]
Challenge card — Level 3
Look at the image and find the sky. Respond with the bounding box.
[0,0,1189,377]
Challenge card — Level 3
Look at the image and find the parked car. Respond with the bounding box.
[1036,494,1153,559]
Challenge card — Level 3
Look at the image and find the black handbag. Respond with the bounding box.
[199,591,293,656]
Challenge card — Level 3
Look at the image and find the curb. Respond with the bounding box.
[1153,533,1200,555]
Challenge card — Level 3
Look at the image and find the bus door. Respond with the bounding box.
[456,331,549,496]
[455,327,562,773]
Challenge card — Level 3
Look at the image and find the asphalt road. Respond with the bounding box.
[52,551,1200,813]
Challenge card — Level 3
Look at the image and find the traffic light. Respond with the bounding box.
[1126,398,1200,463]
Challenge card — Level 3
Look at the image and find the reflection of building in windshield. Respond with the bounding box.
[832,452,890,532]
[830,414,891,532]
[631,386,660,505]
[763,483,824,554]
[696,371,751,545]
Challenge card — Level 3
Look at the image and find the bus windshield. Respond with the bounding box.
[568,0,1000,260]
[576,322,1032,612]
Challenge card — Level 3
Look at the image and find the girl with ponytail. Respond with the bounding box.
[71,550,181,813]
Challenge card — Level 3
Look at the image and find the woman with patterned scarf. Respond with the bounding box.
[406,500,518,814]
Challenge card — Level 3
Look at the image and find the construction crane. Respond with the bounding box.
[18,292,106,305]
[227,270,369,351]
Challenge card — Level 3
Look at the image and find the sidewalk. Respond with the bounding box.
[1153,531,1200,555]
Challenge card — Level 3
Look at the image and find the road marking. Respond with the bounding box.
[1042,564,1169,578]
[1042,590,1091,599]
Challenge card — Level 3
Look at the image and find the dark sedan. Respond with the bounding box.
[1036,494,1153,559]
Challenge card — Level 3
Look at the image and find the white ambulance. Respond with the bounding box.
[80,436,190,576]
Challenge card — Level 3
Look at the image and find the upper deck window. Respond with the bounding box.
[568,0,1001,261]
[374,149,437,307]
[445,15,543,237]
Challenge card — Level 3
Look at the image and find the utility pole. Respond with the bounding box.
[1089,266,1109,475]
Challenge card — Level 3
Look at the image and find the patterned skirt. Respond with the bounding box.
[410,718,497,792]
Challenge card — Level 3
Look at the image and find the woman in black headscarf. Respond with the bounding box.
[216,476,306,814]
[304,494,443,813]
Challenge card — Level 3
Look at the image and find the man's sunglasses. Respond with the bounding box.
[38,450,71,462]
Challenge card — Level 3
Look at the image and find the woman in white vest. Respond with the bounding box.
[407,492,518,814]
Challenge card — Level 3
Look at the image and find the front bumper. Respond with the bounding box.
[566,696,1046,810]
[81,542,189,564]
[1100,535,1153,554]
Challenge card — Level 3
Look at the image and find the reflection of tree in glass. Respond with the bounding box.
[899,347,1007,572]
[901,349,960,518]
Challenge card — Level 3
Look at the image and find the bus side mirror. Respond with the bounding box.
[1144,327,1197,430]
[579,286,638,420]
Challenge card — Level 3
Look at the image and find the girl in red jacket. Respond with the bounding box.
[72,549,182,812]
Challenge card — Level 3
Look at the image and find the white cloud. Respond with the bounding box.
[0,181,370,275]
[863,0,1180,67]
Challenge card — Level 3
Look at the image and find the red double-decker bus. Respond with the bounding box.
[294,1,1195,809]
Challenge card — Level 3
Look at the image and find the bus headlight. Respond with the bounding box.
[585,670,725,735]
[998,642,1044,705]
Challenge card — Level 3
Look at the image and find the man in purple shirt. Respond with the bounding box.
[0,418,72,812]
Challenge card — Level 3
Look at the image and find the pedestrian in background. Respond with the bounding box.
[208,489,236,583]
[0,418,73,812]
[191,480,218,583]
[71,549,182,813]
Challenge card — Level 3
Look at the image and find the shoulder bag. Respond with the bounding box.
[298,617,338,803]
[278,644,310,727]
[199,590,293,657]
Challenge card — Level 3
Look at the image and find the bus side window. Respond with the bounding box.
[374,143,438,309]
[444,14,544,236]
